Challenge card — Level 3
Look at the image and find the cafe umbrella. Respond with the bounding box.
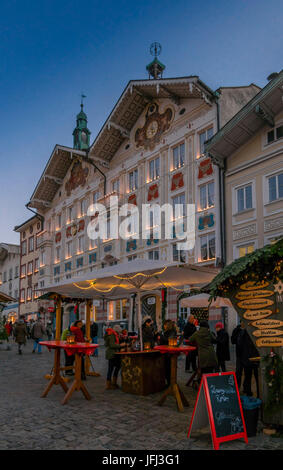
[41,260,219,350]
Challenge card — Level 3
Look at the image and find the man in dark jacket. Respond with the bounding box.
[158,320,177,386]
[231,321,259,396]
[90,321,99,357]
[142,317,156,348]
[215,322,230,372]
[183,315,197,372]
[14,315,28,355]
[188,321,218,375]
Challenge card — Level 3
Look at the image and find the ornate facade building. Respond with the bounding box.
[0,243,20,322]
[25,61,260,332]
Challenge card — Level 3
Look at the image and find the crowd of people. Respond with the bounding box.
[3,313,259,397]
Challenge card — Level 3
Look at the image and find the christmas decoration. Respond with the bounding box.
[262,350,283,414]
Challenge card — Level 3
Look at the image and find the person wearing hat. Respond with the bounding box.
[215,322,230,372]
[188,321,218,376]
[104,324,126,390]
[142,316,157,348]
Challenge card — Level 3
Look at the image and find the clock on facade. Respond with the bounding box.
[135,103,174,150]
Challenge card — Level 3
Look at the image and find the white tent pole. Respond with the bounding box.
[137,290,143,351]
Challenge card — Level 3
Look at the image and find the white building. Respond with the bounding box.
[0,243,20,322]
[26,60,260,332]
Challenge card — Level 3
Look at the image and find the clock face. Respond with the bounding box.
[146,120,159,139]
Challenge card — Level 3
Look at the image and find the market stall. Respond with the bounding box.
[207,238,283,426]
[40,260,218,398]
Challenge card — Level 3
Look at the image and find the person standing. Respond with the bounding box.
[188,321,218,376]
[142,316,156,348]
[14,315,28,355]
[158,319,177,387]
[231,321,259,396]
[215,322,230,372]
[70,320,87,380]
[31,317,46,354]
[90,321,99,357]
[183,315,198,373]
[104,324,126,390]
[46,321,53,341]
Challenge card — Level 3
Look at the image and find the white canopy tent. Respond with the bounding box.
[180,292,232,308]
[42,260,219,349]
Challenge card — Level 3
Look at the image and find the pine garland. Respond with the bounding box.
[262,350,283,414]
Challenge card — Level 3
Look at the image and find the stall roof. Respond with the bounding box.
[41,260,219,300]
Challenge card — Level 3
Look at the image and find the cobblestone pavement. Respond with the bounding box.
[0,340,282,450]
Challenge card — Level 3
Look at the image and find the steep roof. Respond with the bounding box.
[205,70,283,162]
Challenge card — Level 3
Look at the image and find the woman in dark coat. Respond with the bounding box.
[142,317,156,348]
[215,322,230,372]
[188,321,218,375]
[158,319,177,386]
[13,315,28,355]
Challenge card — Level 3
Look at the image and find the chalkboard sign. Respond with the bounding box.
[187,372,248,450]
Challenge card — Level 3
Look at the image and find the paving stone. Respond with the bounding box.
[1,340,283,450]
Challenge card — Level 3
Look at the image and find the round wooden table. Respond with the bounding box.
[154,345,196,412]
[39,341,98,405]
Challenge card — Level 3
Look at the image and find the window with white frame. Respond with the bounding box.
[112,178,120,193]
[34,284,38,300]
[267,125,283,144]
[21,240,27,256]
[55,246,61,263]
[40,249,46,267]
[89,236,97,250]
[28,236,34,253]
[172,194,186,219]
[67,206,73,224]
[129,169,138,192]
[27,287,32,301]
[93,191,100,205]
[148,249,159,260]
[268,172,283,202]
[107,299,127,321]
[237,184,253,212]
[79,199,87,217]
[57,214,62,229]
[199,233,216,261]
[199,182,215,210]
[20,289,25,303]
[27,261,33,275]
[34,258,39,272]
[199,127,213,156]
[128,254,137,262]
[14,266,19,278]
[78,235,84,254]
[237,243,255,258]
[172,243,186,263]
[149,157,160,181]
[66,240,72,259]
[20,265,26,278]
[172,143,185,170]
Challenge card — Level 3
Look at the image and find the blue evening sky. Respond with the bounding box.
[0,0,282,243]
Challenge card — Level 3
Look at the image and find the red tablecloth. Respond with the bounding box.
[154,345,196,355]
[39,340,99,356]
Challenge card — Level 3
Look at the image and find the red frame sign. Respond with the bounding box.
[187,372,248,450]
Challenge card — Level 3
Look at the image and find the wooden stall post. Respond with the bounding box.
[55,296,62,340]
[85,299,100,377]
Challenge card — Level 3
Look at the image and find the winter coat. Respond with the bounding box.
[231,327,259,367]
[14,321,28,344]
[188,326,218,369]
[104,330,122,360]
[183,322,196,339]
[159,326,177,345]
[215,328,230,362]
[70,326,85,343]
[142,324,156,348]
[31,321,46,339]
[90,322,98,338]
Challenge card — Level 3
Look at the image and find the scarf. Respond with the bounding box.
[106,328,119,344]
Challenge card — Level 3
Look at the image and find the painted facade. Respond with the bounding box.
[27,76,260,331]
[0,243,20,321]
